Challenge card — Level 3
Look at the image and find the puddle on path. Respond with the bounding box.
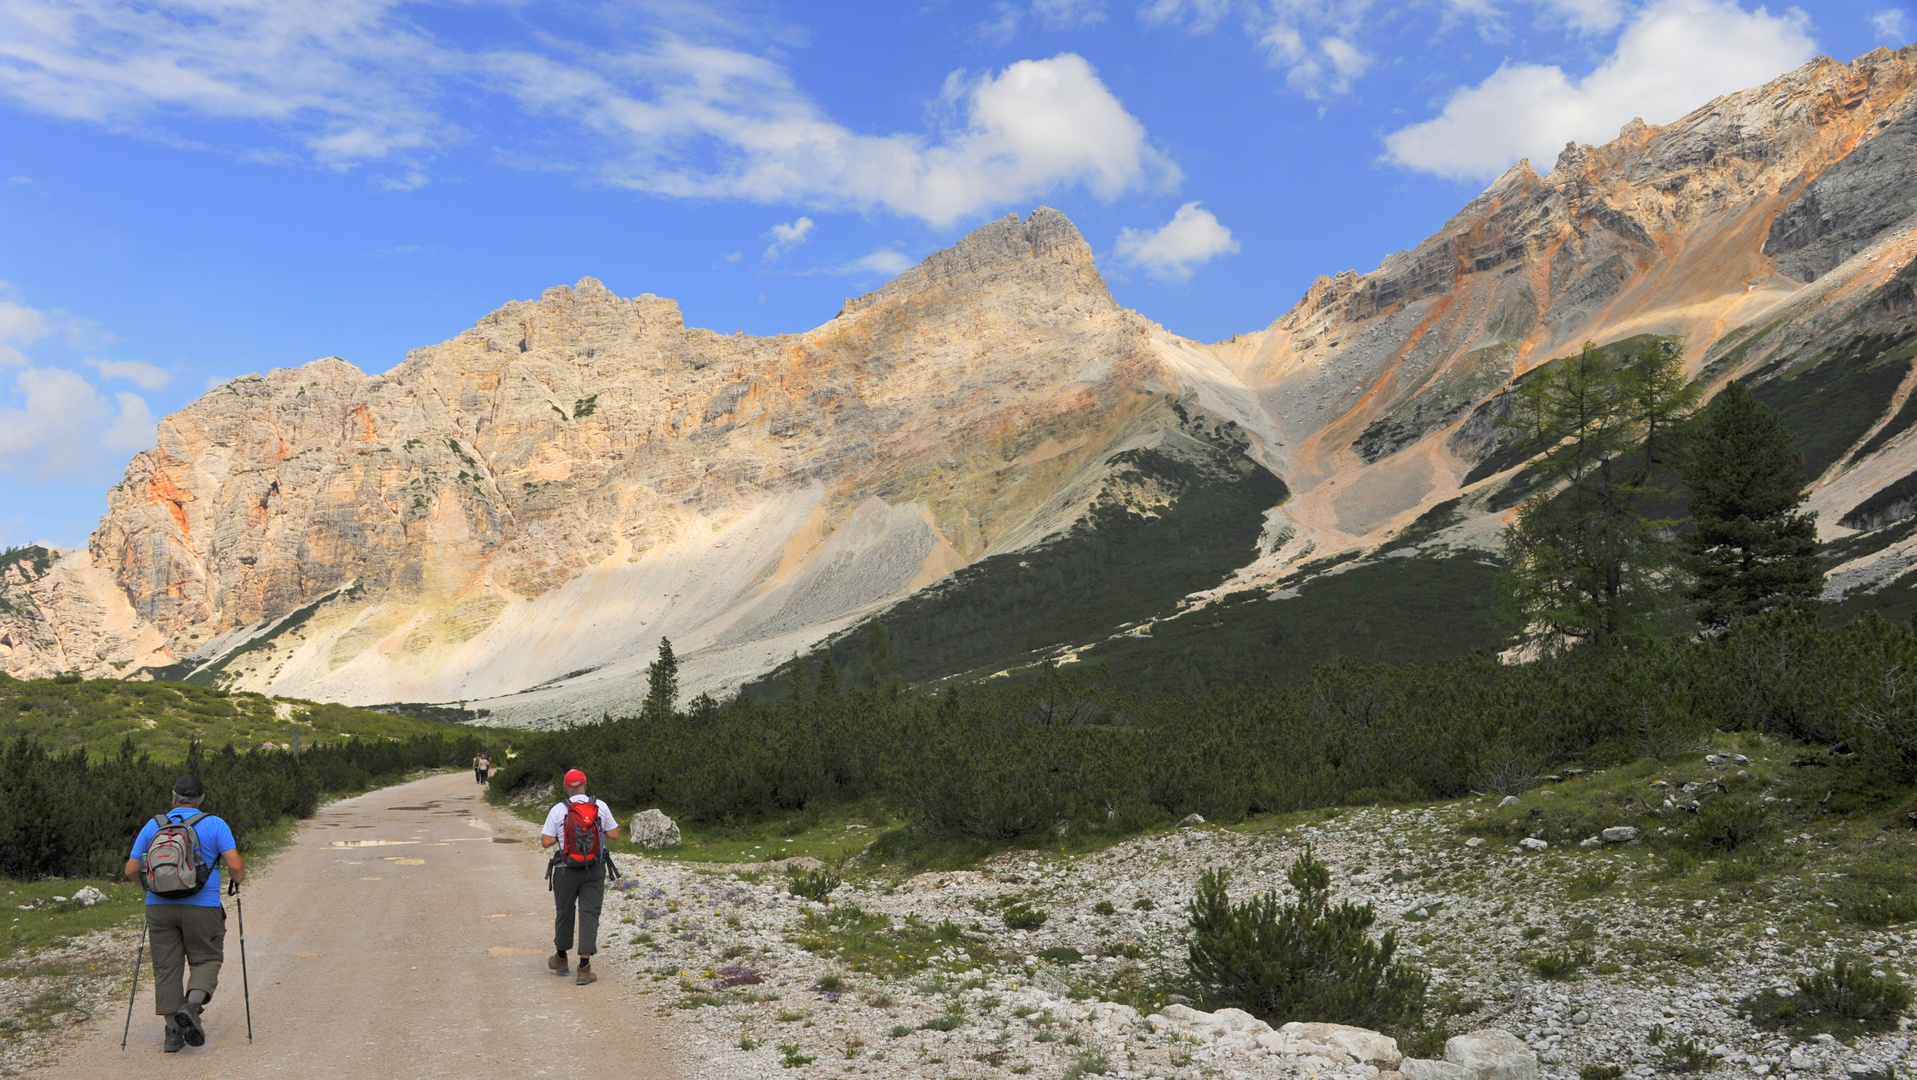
[491,838,521,844]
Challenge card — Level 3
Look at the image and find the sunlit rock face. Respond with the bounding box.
[11,46,1917,716]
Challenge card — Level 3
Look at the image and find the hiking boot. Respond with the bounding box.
[163,1026,185,1053]
[173,1003,205,1047]
[548,952,569,975]
[575,963,597,986]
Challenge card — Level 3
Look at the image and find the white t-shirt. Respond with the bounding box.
[542,795,617,855]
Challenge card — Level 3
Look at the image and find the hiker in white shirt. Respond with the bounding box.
[539,768,621,985]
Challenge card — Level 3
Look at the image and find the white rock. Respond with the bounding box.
[627,808,682,848]
[1601,827,1641,843]
[1499,796,1520,808]
[71,886,106,907]
[1278,1022,1402,1067]
[1208,1007,1270,1034]
[1402,1058,1469,1080]
[1518,837,1548,852]
[1446,1030,1539,1080]
[1579,837,1601,847]
[1465,837,1484,848]
[1179,813,1207,828]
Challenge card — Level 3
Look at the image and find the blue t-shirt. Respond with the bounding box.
[130,809,236,907]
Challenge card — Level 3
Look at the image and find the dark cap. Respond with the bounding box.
[172,774,206,799]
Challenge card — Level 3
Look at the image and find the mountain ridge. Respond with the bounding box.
[7,44,1917,717]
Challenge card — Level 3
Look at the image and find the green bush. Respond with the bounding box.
[786,863,842,902]
[1850,893,1917,927]
[1185,850,1427,1035]
[1688,796,1773,853]
[1740,958,1913,1036]
[1004,904,1048,931]
[1581,1066,1625,1080]
[1531,946,1594,980]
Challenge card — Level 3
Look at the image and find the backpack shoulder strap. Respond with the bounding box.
[181,812,209,828]
[152,813,172,829]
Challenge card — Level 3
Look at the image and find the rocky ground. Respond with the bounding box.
[597,743,1917,1080]
[0,921,140,1076]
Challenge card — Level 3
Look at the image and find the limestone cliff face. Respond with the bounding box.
[13,45,1917,709]
[16,209,1242,716]
[1210,45,1917,569]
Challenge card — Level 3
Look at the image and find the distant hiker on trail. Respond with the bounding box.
[541,769,621,985]
[474,752,491,784]
[124,774,245,1053]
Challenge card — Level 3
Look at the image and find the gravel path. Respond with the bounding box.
[33,772,681,1079]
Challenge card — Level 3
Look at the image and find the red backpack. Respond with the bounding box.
[561,800,603,868]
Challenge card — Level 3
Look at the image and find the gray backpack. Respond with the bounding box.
[142,812,210,899]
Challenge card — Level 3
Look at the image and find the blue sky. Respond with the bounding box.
[0,0,1906,549]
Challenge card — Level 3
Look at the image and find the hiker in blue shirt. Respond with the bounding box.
[123,774,245,1053]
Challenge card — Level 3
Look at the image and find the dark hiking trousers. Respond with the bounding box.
[552,864,604,957]
[146,904,225,1018]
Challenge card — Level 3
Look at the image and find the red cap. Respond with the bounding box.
[563,769,587,787]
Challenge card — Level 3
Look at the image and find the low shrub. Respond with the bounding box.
[1850,893,1917,927]
[1688,796,1773,853]
[1185,849,1427,1035]
[1531,946,1594,980]
[1004,904,1048,931]
[1740,958,1913,1037]
[786,862,842,902]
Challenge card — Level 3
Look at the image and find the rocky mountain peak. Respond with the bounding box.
[837,206,1114,321]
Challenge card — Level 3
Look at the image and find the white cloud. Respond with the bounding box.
[1871,8,1912,41]
[988,0,1109,37]
[102,391,158,452]
[837,250,916,276]
[1115,201,1240,280]
[87,358,171,389]
[1383,0,1816,180]
[1139,0,1235,34]
[0,5,1180,225]
[762,216,814,261]
[0,366,152,477]
[1538,0,1630,31]
[502,48,1177,226]
[0,0,455,174]
[1034,0,1110,29]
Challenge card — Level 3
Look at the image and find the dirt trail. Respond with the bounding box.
[37,772,681,1079]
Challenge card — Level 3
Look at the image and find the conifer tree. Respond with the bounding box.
[1683,380,1822,629]
[1501,340,1699,648]
[642,637,678,720]
[814,652,841,699]
[857,621,896,691]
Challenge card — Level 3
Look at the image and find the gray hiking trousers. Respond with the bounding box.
[146,903,224,1017]
[552,865,604,957]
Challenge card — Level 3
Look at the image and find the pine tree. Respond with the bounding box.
[642,637,679,720]
[1683,380,1822,630]
[813,652,841,699]
[857,621,895,691]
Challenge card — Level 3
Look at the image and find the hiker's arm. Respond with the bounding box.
[223,848,245,886]
[540,834,557,849]
[605,825,623,841]
[123,857,142,884]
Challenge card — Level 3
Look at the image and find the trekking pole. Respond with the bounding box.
[120,922,147,1050]
[230,881,253,1042]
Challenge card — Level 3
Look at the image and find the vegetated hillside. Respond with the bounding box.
[0,673,482,760]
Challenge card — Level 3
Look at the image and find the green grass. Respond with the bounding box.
[0,879,146,964]
[0,672,489,760]
[1749,329,1917,483]
[792,905,974,980]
